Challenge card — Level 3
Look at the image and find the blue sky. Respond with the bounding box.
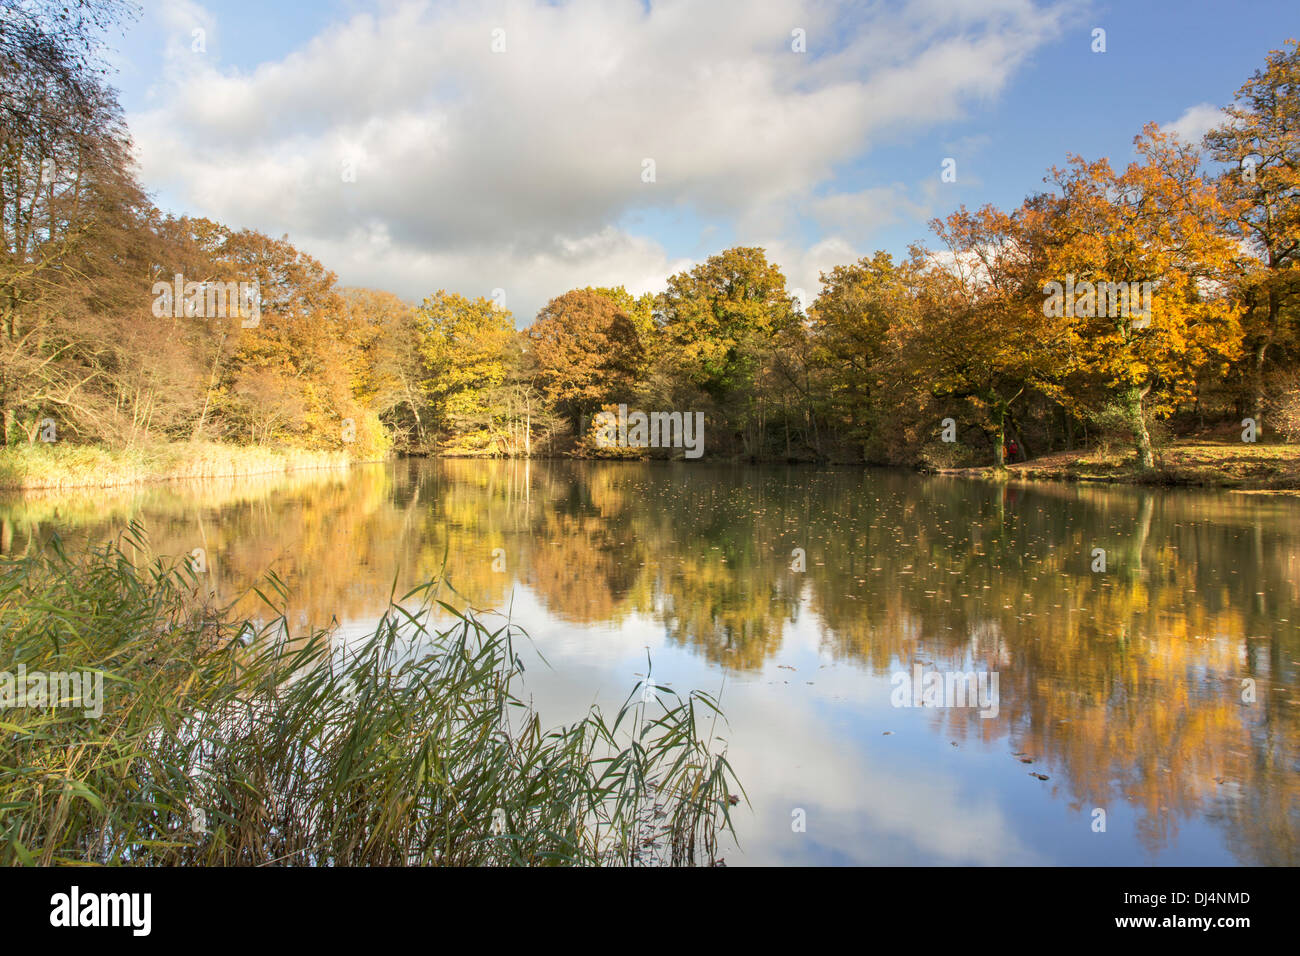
[105,0,1299,321]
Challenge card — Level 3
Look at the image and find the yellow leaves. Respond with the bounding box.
[658,247,798,396]
[418,291,515,425]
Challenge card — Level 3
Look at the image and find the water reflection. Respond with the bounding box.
[4,459,1297,864]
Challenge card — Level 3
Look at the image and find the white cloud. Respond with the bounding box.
[128,0,1068,321]
[808,186,931,241]
[1167,101,1225,145]
[301,223,691,314]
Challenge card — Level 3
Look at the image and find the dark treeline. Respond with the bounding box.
[3,4,1297,467]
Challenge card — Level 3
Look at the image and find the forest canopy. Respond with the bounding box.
[3,6,1297,468]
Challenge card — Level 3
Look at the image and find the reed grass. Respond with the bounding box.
[0,524,741,865]
[0,442,359,491]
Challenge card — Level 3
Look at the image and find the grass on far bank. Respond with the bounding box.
[0,525,741,866]
[0,441,362,491]
[944,438,1300,490]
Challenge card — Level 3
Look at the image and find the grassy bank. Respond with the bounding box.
[940,439,1300,490]
[0,527,740,865]
[0,442,365,491]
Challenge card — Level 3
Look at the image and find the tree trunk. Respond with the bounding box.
[1252,339,1269,430]
[407,385,426,447]
[991,401,1007,468]
[193,333,226,441]
[1125,384,1154,470]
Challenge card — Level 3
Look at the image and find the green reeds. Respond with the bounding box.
[0,524,741,865]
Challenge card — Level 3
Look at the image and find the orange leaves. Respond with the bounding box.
[527,288,644,419]
[1039,131,1244,409]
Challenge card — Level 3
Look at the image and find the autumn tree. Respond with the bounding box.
[418,291,515,451]
[527,287,644,432]
[903,204,1064,466]
[0,0,159,444]
[810,251,916,455]
[655,247,799,453]
[587,285,655,339]
[1040,127,1243,469]
[199,229,386,455]
[0,0,137,142]
[346,288,428,448]
[1205,39,1300,428]
[146,216,256,443]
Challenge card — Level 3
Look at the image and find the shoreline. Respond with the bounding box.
[933,440,1300,492]
[0,443,382,492]
[5,439,1298,493]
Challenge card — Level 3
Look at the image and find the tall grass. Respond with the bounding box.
[0,442,360,490]
[0,525,742,865]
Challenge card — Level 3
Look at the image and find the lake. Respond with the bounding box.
[4,458,1297,865]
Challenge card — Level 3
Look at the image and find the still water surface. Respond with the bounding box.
[5,459,1298,865]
